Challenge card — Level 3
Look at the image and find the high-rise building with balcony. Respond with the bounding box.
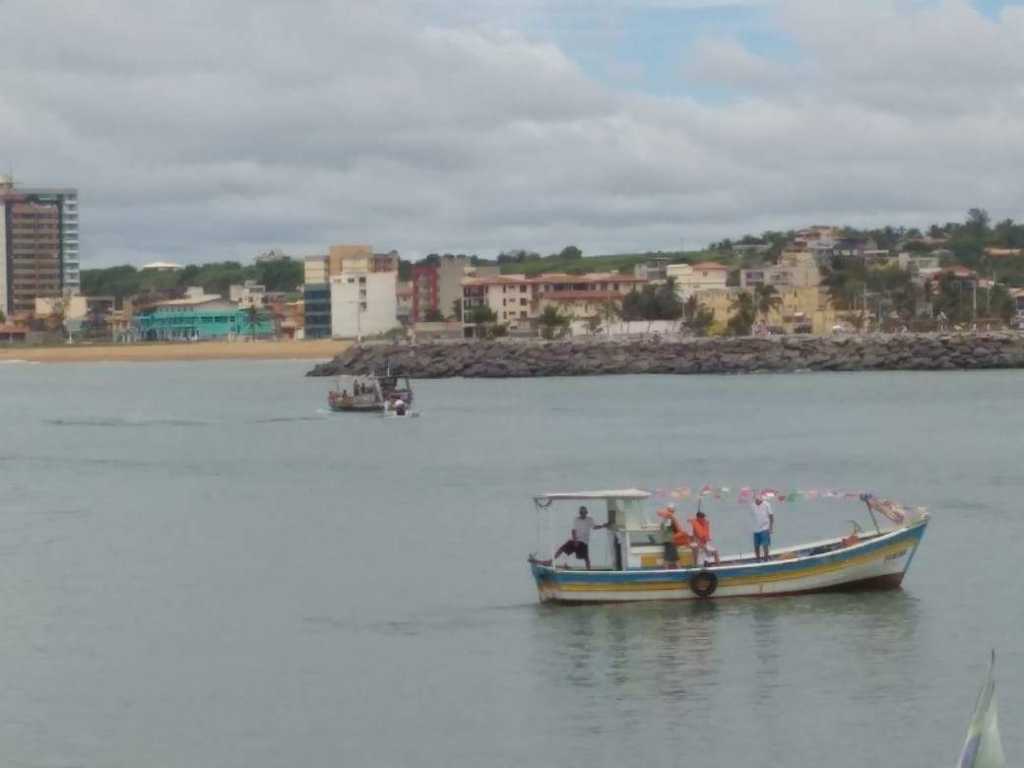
[0,176,80,315]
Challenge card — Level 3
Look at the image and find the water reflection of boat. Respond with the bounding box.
[957,651,1005,768]
[527,489,928,604]
[326,369,413,413]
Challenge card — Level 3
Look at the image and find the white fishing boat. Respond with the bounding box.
[957,651,1005,768]
[527,489,928,603]
[327,370,413,413]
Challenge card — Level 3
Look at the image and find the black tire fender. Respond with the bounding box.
[689,569,718,598]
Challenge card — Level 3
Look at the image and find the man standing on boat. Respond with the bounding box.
[657,505,690,568]
[751,493,775,561]
[689,510,720,566]
[553,506,608,569]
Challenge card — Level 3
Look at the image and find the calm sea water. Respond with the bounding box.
[0,360,1021,767]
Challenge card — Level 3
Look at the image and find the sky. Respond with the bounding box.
[2,0,1024,266]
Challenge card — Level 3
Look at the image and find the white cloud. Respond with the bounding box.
[1,0,1023,266]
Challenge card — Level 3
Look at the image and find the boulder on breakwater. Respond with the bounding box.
[306,333,1024,378]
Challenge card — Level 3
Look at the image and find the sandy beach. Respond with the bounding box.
[0,338,350,364]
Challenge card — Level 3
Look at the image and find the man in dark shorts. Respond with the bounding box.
[554,506,608,569]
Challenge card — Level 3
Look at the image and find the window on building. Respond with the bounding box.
[360,302,367,311]
[520,298,527,306]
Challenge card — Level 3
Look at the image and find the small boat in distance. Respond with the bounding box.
[327,369,414,413]
[957,651,1005,768]
[527,489,929,603]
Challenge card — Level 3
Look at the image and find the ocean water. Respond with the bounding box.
[0,360,1021,767]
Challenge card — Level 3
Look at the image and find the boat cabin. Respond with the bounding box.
[535,489,696,570]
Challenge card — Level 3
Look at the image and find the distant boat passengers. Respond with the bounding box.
[554,506,608,570]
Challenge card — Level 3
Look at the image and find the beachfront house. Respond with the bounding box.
[133,292,275,341]
[461,272,646,336]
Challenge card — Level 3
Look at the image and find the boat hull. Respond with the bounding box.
[530,519,927,604]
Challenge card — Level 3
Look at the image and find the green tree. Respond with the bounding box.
[558,245,583,260]
[246,304,259,340]
[988,283,1016,325]
[253,258,302,292]
[965,208,990,240]
[537,305,571,339]
[467,305,498,339]
[754,284,782,321]
[726,291,756,336]
[423,308,445,322]
[682,294,714,336]
[654,277,683,319]
[599,299,621,334]
[451,299,462,322]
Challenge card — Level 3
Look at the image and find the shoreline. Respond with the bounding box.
[0,339,352,364]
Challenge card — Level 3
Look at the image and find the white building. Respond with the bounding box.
[330,270,398,339]
[741,251,820,290]
[229,280,267,307]
[666,261,730,297]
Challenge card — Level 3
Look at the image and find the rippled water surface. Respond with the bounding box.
[1,361,1021,766]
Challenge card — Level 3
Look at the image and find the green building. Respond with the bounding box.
[134,298,275,341]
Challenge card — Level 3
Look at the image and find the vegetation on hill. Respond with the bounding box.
[81,259,303,301]
[498,247,707,276]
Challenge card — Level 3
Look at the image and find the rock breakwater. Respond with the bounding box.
[307,333,1024,378]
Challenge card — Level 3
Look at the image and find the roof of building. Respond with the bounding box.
[154,295,231,308]
[690,261,730,271]
[462,271,646,287]
[141,261,183,271]
[541,291,622,301]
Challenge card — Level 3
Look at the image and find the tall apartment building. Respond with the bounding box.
[330,270,398,339]
[411,254,470,321]
[305,245,400,337]
[0,176,80,315]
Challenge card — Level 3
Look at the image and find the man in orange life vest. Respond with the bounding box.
[657,505,690,568]
[688,510,720,566]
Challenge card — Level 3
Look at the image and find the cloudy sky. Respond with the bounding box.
[2,0,1024,266]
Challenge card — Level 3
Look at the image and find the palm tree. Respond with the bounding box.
[682,294,714,336]
[754,283,782,322]
[246,304,259,341]
[727,291,756,336]
[599,299,621,335]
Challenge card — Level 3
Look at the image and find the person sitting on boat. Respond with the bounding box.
[392,397,406,416]
[688,510,720,566]
[657,505,690,569]
[553,506,608,570]
[751,493,775,561]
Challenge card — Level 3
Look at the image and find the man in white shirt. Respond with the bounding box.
[751,493,775,561]
[554,506,608,569]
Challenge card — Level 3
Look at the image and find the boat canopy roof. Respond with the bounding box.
[535,489,651,502]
